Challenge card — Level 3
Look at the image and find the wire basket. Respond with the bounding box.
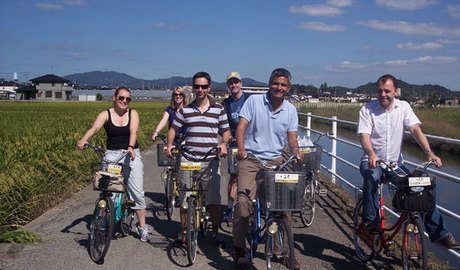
[227,147,239,174]
[295,144,322,174]
[256,171,306,211]
[157,143,177,166]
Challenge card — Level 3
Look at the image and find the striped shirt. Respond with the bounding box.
[171,95,229,161]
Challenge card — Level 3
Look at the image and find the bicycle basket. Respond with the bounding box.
[256,171,306,211]
[227,147,239,175]
[295,144,322,174]
[93,171,125,192]
[157,143,177,166]
[392,176,436,212]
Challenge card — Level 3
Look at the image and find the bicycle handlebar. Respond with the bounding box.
[84,143,129,164]
[179,145,220,162]
[245,152,298,171]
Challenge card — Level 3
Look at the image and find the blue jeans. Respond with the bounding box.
[360,161,449,242]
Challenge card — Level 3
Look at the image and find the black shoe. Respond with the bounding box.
[233,247,249,268]
[363,221,381,234]
[437,233,458,249]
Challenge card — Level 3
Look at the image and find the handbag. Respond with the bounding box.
[392,176,436,212]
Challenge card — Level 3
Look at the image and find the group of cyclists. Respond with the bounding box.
[76,69,458,269]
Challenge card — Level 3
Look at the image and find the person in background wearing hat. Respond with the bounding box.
[221,71,250,224]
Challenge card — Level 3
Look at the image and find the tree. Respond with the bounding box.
[96,93,103,101]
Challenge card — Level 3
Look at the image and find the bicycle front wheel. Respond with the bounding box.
[89,197,114,263]
[300,178,316,227]
[186,197,198,265]
[353,197,375,263]
[265,218,295,270]
[401,215,427,270]
[164,170,175,221]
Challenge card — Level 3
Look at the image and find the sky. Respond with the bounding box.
[1,0,460,90]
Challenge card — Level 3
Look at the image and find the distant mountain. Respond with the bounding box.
[64,71,267,91]
[64,71,456,98]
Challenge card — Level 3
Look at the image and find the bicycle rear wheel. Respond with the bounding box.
[265,218,295,270]
[401,215,427,270]
[164,170,175,221]
[89,197,114,263]
[300,178,316,227]
[353,197,375,263]
[120,193,134,237]
[186,197,198,265]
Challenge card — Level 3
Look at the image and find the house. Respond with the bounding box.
[30,74,74,100]
[0,81,18,100]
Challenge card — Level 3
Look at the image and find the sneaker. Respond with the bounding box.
[363,221,381,234]
[223,208,233,223]
[137,225,149,242]
[437,233,458,249]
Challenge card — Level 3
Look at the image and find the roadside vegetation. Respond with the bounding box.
[0,101,166,242]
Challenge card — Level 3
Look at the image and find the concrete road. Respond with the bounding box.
[0,145,407,270]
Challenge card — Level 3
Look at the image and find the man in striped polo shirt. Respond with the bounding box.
[166,71,231,246]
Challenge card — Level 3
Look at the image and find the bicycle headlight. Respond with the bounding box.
[98,200,107,208]
[268,222,278,235]
[181,200,188,210]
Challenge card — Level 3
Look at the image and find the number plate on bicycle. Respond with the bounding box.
[299,147,315,154]
[408,177,431,187]
[107,164,122,174]
[274,173,299,183]
[231,148,238,155]
[180,161,202,171]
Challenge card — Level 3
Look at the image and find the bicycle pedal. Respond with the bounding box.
[319,189,327,196]
[125,200,136,207]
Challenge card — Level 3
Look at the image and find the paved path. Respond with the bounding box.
[0,145,438,270]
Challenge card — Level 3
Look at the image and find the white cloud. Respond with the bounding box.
[396,42,443,50]
[288,5,342,16]
[357,20,460,38]
[63,0,86,6]
[35,3,63,10]
[384,56,457,66]
[152,22,181,31]
[327,0,353,7]
[325,61,373,72]
[376,0,438,10]
[297,22,346,32]
[447,5,460,19]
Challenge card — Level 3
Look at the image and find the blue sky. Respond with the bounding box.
[1,0,460,90]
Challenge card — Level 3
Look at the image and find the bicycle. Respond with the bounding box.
[353,160,437,270]
[295,132,327,227]
[85,143,135,264]
[178,146,219,266]
[156,135,181,221]
[245,153,307,270]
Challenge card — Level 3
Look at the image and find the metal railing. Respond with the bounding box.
[299,112,460,259]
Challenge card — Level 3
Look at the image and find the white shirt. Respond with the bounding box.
[357,99,420,164]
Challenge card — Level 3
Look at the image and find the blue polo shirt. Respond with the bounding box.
[239,93,298,160]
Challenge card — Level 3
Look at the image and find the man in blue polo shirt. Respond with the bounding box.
[232,68,301,269]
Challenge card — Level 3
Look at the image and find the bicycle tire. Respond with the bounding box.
[353,197,375,263]
[186,196,197,265]
[120,193,134,237]
[246,202,258,261]
[164,170,175,221]
[401,215,427,270]
[300,178,316,227]
[264,218,295,270]
[89,197,114,263]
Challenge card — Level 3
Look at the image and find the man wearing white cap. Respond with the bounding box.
[221,71,249,224]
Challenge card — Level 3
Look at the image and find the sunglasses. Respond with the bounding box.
[193,84,209,90]
[173,93,183,97]
[117,96,132,102]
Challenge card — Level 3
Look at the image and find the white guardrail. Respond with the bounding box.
[299,112,460,259]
